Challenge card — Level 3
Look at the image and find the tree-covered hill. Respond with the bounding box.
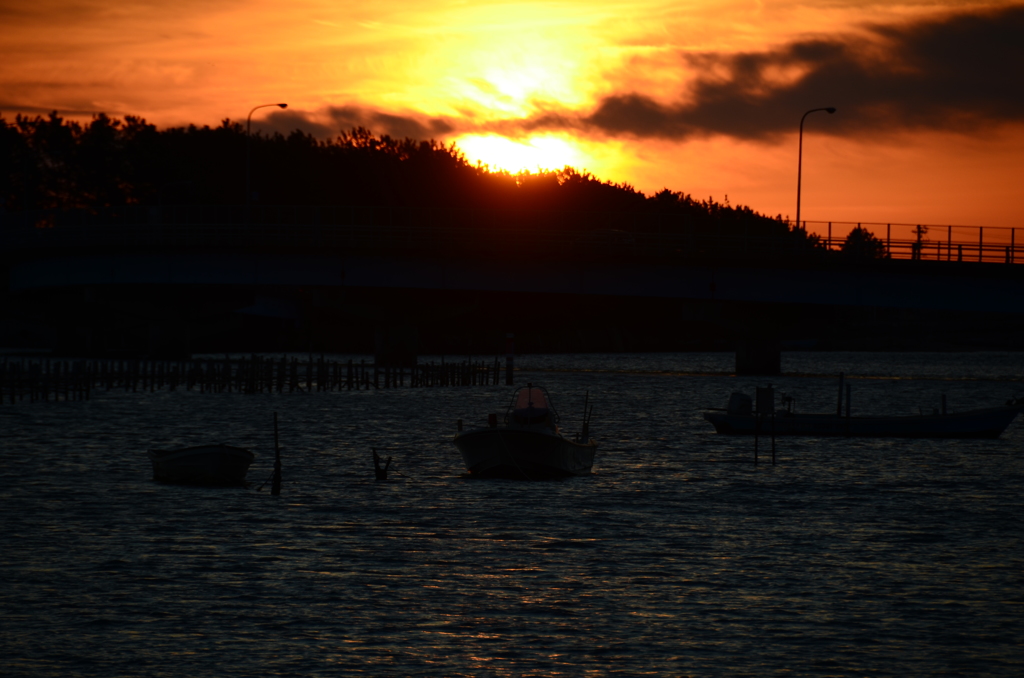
[1,111,822,252]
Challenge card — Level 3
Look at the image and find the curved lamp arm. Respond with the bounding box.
[247,103,288,136]
[246,103,288,207]
[796,106,836,233]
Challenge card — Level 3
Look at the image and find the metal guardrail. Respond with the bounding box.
[2,206,1020,265]
[802,220,1020,264]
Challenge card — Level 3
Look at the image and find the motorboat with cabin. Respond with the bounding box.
[147,444,255,485]
[453,383,597,479]
[703,383,1023,439]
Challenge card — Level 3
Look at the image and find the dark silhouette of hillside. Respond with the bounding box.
[4,113,1022,358]
[1,111,820,252]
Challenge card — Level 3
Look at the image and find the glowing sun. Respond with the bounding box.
[454,134,589,174]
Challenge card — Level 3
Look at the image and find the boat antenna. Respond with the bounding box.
[585,405,594,442]
[257,412,283,493]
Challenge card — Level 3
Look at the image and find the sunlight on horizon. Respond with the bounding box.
[455,134,591,174]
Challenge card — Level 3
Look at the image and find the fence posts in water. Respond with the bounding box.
[1,355,503,403]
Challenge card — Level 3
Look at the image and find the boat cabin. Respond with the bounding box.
[509,384,558,431]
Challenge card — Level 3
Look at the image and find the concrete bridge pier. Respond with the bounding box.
[735,335,781,375]
[374,324,419,367]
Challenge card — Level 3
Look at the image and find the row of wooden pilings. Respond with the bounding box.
[0,355,506,404]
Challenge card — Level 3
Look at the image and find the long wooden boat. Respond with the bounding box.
[704,398,1022,439]
[147,444,254,485]
[454,384,597,479]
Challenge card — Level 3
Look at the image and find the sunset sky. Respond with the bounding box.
[2,0,1022,234]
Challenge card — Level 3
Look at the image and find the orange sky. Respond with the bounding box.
[2,0,1022,233]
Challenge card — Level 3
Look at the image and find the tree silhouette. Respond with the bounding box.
[841,226,888,259]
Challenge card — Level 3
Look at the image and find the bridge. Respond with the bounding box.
[4,205,1024,369]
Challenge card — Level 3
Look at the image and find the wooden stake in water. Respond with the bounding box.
[836,372,845,417]
[754,420,758,466]
[271,412,282,496]
[755,385,775,466]
[845,383,852,437]
[373,448,391,481]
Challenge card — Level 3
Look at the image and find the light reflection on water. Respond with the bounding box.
[2,352,1023,676]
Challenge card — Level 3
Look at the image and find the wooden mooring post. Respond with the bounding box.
[271,411,282,496]
[754,384,776,466]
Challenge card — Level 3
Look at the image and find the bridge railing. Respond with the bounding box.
[801,220,1020,264]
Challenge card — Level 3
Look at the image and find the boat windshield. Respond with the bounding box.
[511,386,554,427]
[515,386,550,411]
[504,383,561,428]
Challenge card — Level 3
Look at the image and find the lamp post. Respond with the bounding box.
[795,106,835,235]
[246,103,288,208]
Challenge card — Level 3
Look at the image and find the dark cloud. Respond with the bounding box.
[0,0,244,26]
[577,4,1024,140]
[244,105,457,142]
[326,106,454,139]
[0,102,105,118]
[256,110,335,138]
[200,5,1024,146]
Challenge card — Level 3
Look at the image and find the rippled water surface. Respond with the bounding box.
[3,352,1023,676]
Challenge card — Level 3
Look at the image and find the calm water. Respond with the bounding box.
[2,352,1023,676]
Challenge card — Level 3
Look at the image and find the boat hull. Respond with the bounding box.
[454,428,597,479]
[147,444,255,486]
[703,406,1021,439]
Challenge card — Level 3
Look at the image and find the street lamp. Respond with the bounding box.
[246,103,288,208]
[795,106,835,235]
